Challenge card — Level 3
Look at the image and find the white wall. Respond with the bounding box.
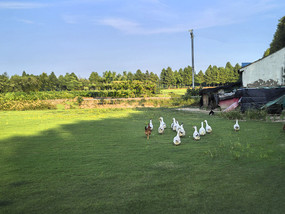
[240,47,285,88]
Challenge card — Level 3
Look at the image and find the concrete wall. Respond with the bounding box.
[240,47,285,88]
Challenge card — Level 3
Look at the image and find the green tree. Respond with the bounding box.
[89,72,101,83]
[103,71,116,83]
[22,71,28,77]
[121,71,128,81]
[49,72,59,91]
[269,16,285,54]
[195,70,205,86]
[218,67,227,85]
[174,70,183,87]
[264,16,285,56]
[181,66,192,86]
[39,72,50,91]
[149,72,159,83]
[127,72,134,81]
[58,75,66,90]
[0,72,9,93]
[145,70,150,81]
[211,66,220,85]
[233,63,241,82]
[9,75,23,92]
[58,73,82,91]
[22,75,40,92]
[160,67,175,88]
[204,65,213,86]
[134,69,145,81]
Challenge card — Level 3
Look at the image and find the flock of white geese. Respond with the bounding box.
[148,117,240,146]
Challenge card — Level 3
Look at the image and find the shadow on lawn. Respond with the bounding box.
[1,108,285,213]
[0,108,177,212]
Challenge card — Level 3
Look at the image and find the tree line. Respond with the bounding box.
[0,62,241,93]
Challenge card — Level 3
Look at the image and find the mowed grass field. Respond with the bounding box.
[0,108,285,213]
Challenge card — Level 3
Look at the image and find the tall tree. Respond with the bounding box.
[174,70,183,87]
[89,72,101,83]
[160,67,175,88]
[195,70,205,86]
[233,63,241,82]
[134,69,145,81]
[0,72,9,93]
[211,66,220,85]
[182,66,192,86]
[39,72,50,91]
[49,72,59,91]
[121,71,128,81]
[264,16,285,56]
[9,75,23,92]
[102,71,116,83]
[204,65,213,86]
[127,72,134,81]
[149,72,159,83]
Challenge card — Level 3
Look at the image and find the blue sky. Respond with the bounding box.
[0,0,284,78]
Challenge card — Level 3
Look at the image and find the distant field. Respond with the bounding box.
[0,108,284,213]
[159,88,188,96]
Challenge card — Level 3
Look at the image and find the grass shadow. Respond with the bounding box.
[0,108,285,213]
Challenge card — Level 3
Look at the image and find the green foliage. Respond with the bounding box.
[76,96,84,106]
[220,110,244,120]
[268,16,285,55]
[183,88,201,100]
[220,109,268,121]
[263,48,270,57]
[0,61,241,94]
[244,109,267,120]
[0,100,56,111]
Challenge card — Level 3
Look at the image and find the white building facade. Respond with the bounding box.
[239,47,285,88]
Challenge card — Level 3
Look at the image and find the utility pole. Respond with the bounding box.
[189,29,195,89]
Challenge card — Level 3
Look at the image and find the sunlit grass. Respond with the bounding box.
[0,108,284,213]
[159,88,187,96]
[0,108,139,140]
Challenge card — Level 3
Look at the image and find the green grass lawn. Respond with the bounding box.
[0,108,284,213]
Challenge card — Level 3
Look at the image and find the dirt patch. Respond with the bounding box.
[177,108,214,114]
[50,97,172,109]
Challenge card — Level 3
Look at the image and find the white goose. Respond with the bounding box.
[193,126,200,140]
[199,121,206,136]
[172,119,177,131]
[175,120,181,132]
[159,117,166,129]
[173,130,181,146]
[171,118,176,130]
[234,119,240,131]
[149,119,153,130]
[204,120,212,133]
[158,120,164,134]
[179,123,186,137]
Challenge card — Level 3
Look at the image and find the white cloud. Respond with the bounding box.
[0,2,48,9]
[16,19,35,24]
[98,18,141,34]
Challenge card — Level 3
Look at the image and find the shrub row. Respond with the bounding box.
[0,100,56,111]
[0,90,142,102]
[220,109,273,121]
